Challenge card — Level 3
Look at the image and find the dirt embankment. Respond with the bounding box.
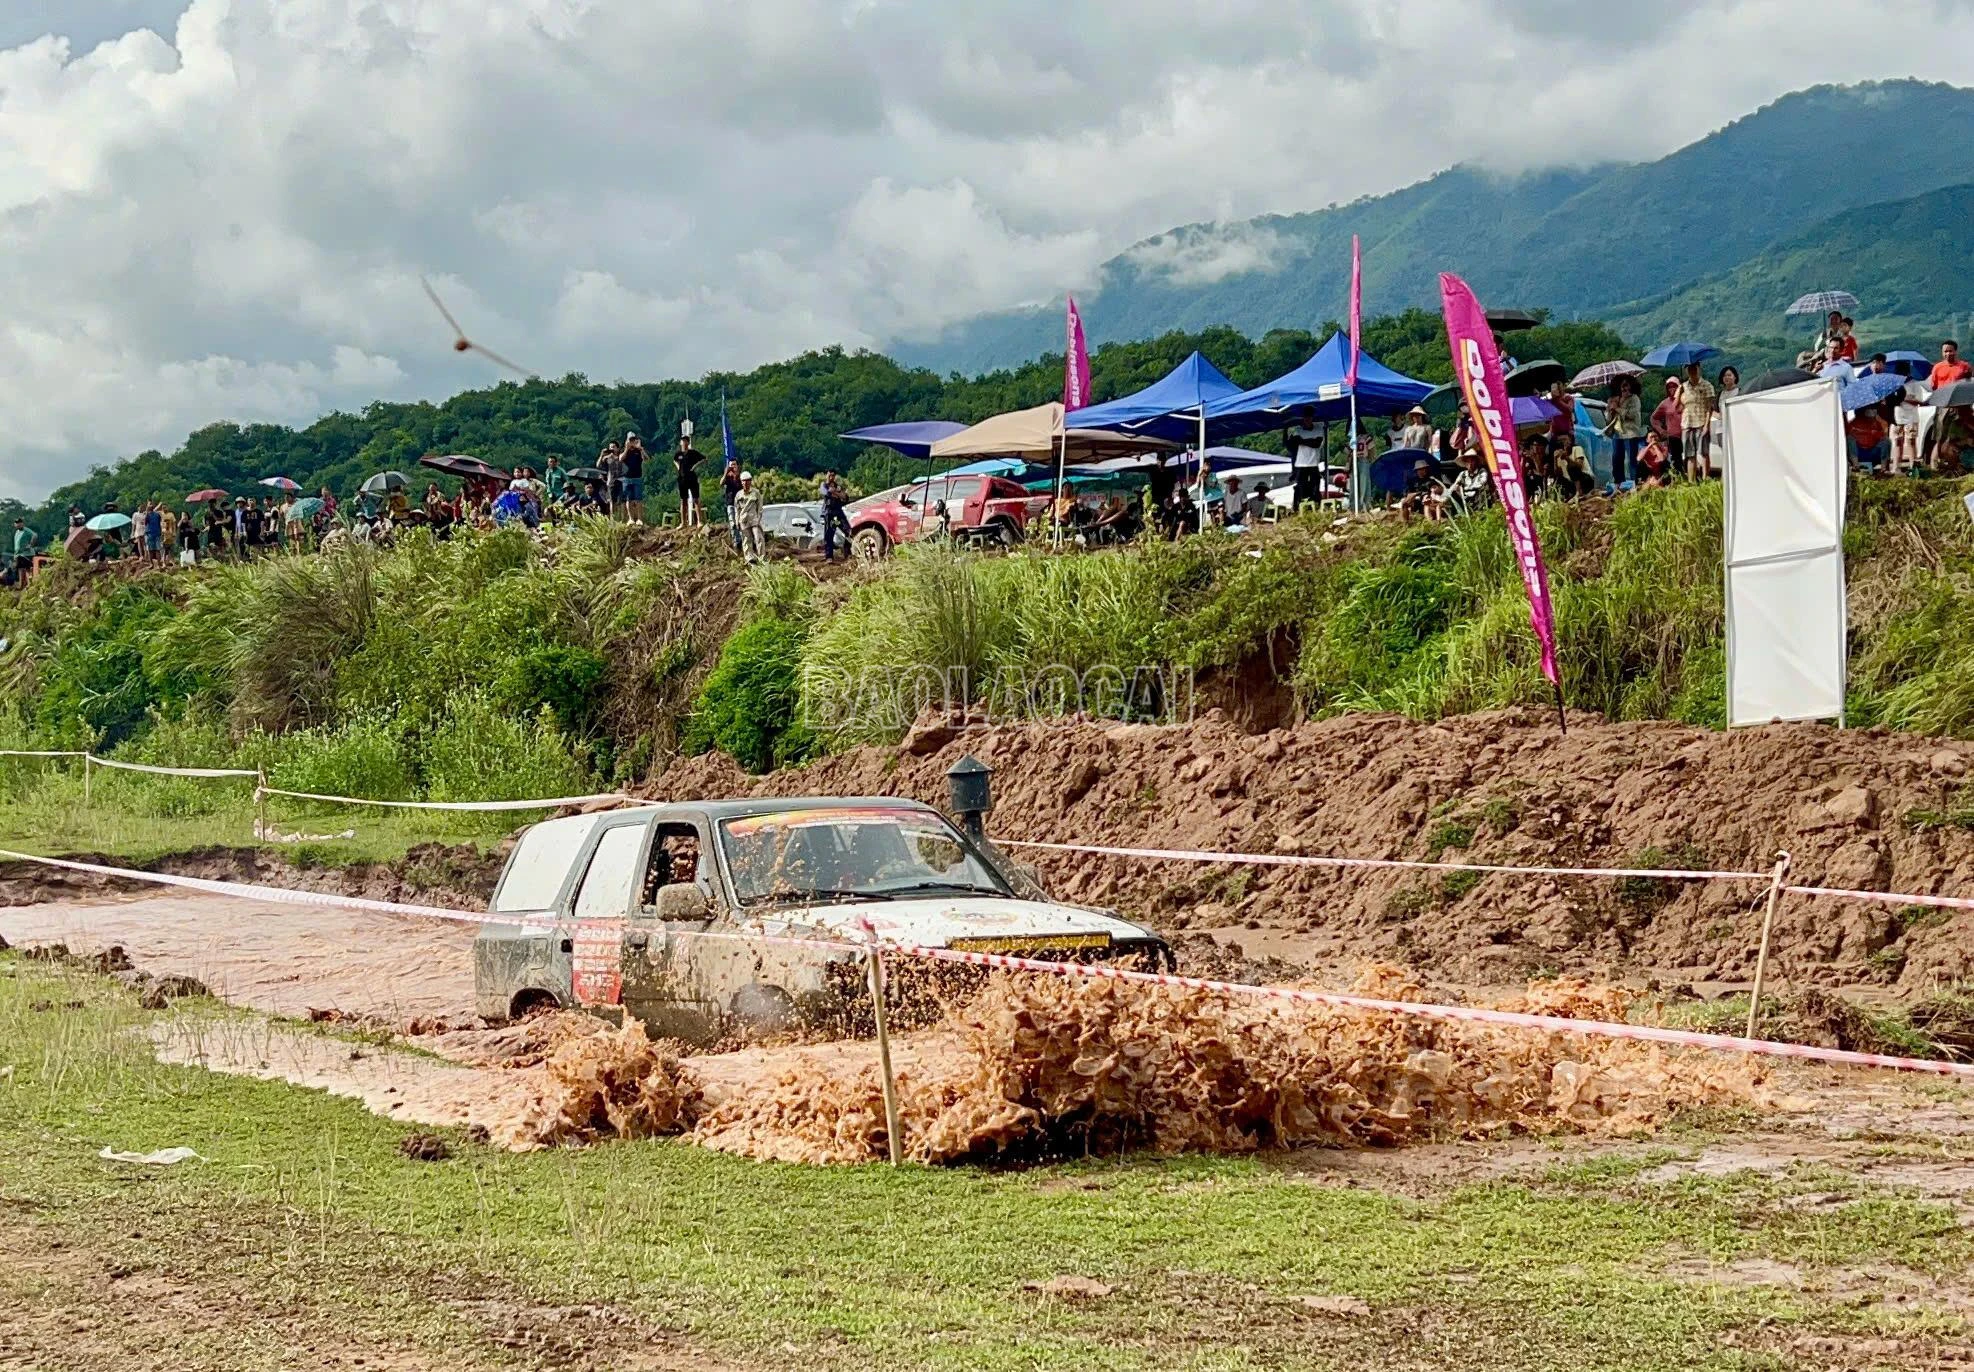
[0,841,507,912]
[651,708,1974,992]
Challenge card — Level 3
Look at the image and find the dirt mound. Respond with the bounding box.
[0,841,506,911]
[496,969,1768,1164]
[650,709,1974,991]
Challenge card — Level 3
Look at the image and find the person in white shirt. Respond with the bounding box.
[1282,406,1326,510]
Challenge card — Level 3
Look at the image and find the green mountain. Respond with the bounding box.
[1605,182,1974,352]
[897,80,1974,373]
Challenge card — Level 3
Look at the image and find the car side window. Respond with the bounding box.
[573,825,647,923]
[944,478,984,504]
[639,822,712,912]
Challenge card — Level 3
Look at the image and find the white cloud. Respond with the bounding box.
[1124,223,1295,287]
[2,0,1973,500]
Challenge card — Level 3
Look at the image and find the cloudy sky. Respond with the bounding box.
[5,0,1972,501]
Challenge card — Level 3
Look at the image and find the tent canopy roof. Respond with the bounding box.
[839,420,967,458]
[1204,334,1434,437]
[927,402,1176,460]
[1063,351,1245,441]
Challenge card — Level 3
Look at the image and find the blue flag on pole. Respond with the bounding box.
[721,391,737,467]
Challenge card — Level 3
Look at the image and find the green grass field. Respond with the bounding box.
[3,954,1969,1371]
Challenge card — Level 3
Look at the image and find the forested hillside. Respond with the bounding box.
[12,313,1633,539]
[899,81,1974,373]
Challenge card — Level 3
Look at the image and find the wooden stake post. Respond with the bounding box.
[861,921,904,1166]
[1746,852,1792,1041]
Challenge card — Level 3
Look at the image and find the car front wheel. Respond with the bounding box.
[851,526,890,561]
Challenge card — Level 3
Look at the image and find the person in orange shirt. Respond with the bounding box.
[1846,404,1890,472]
[1929,340,1972,391]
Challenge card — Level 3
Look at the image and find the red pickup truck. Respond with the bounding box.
[846,474,1044,558]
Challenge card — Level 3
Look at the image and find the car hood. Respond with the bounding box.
[759,896,1153,948]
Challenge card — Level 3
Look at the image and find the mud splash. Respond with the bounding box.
[503,968,1770,1164]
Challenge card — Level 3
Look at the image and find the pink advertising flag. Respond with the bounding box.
[1346,236,1362,389]
[1439,272,1562,693]
[1064,295,1091,411]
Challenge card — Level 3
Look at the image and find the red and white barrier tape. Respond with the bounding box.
[0,848,864,954]
[3,847,1969,1081]
[999,837,1774,883]
[1785,883,1974,914]
[88,756,260,780]
[255,785,639,812]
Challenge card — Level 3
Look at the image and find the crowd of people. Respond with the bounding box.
[15,327,1974,588]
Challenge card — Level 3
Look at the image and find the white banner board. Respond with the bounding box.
[1722,380,1847,727]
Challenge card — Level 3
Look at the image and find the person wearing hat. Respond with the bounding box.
[1398,457,1441,523]
[733,471,765,562]
[1397,406,1433,452]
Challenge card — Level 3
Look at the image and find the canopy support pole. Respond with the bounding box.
[1348,393,1360,513]
[1052,430,1067,548]
[1196,407,1208,532]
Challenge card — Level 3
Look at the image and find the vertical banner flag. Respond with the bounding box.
[1064,295,1091,411]
[1439,272,1561,691]
[1346,235,1362,389]
[720,390,737,467]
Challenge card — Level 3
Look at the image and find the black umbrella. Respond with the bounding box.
[360,470,409,494]
[1925,380,1974,409]
[1504,359,1566,397]
[567,467,607,480]
[419,453,510,482]
[1739,367,1817,396]
[1486,308,1543,333]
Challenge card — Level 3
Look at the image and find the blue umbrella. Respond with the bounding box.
[1641,342,1721,368]
[1882,350,1932,379]
[84,513,132,532]
[1842,372,1907,412]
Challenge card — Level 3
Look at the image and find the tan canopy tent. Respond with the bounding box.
[927,403,1176,461]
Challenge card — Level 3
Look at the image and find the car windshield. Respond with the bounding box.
[718,806,1008,908]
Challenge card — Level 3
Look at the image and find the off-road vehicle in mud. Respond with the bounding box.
[475,797,1168,1043]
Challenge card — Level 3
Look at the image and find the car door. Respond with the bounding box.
[565,819,651,1009]
[619,816,726,1041]
[944,477,985,527]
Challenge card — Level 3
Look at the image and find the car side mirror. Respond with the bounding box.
[792,517,813,529]
[656,883,711,922]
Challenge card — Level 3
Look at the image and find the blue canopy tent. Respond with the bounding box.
[1062,351,1246,530]
[838,420,968,458]
[1204,334,1433,510]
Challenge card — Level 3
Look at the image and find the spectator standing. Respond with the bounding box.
[1649,378,1683,475]
[66,504,85,532]
[1813,311,1846,366]
[1709,366,1740,472]
[621,432,648,524]
[720,460,743,551]
[1895,381,1926,472]
[1283,406,1325,510]
[12,518,36,582]
[1397,406,1432,452]
[203,505,226,557]
[673,437,706,528]
[1604,377,1645,486]
[597,442,623,517]
[142,501,163,562]
[734,471,765,562]
[1828,317,1859,365]
[818,471,852,560]
[1680,363,1717,480]
[177,507,198,562]
[1930,341,1972,391]
[543,456,566,506]
[1546,381,1576,449]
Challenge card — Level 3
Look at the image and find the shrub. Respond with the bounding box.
[495,645,608,734]
[421,694,595,802]
[685,617,812,773]
[264,715,419,802]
